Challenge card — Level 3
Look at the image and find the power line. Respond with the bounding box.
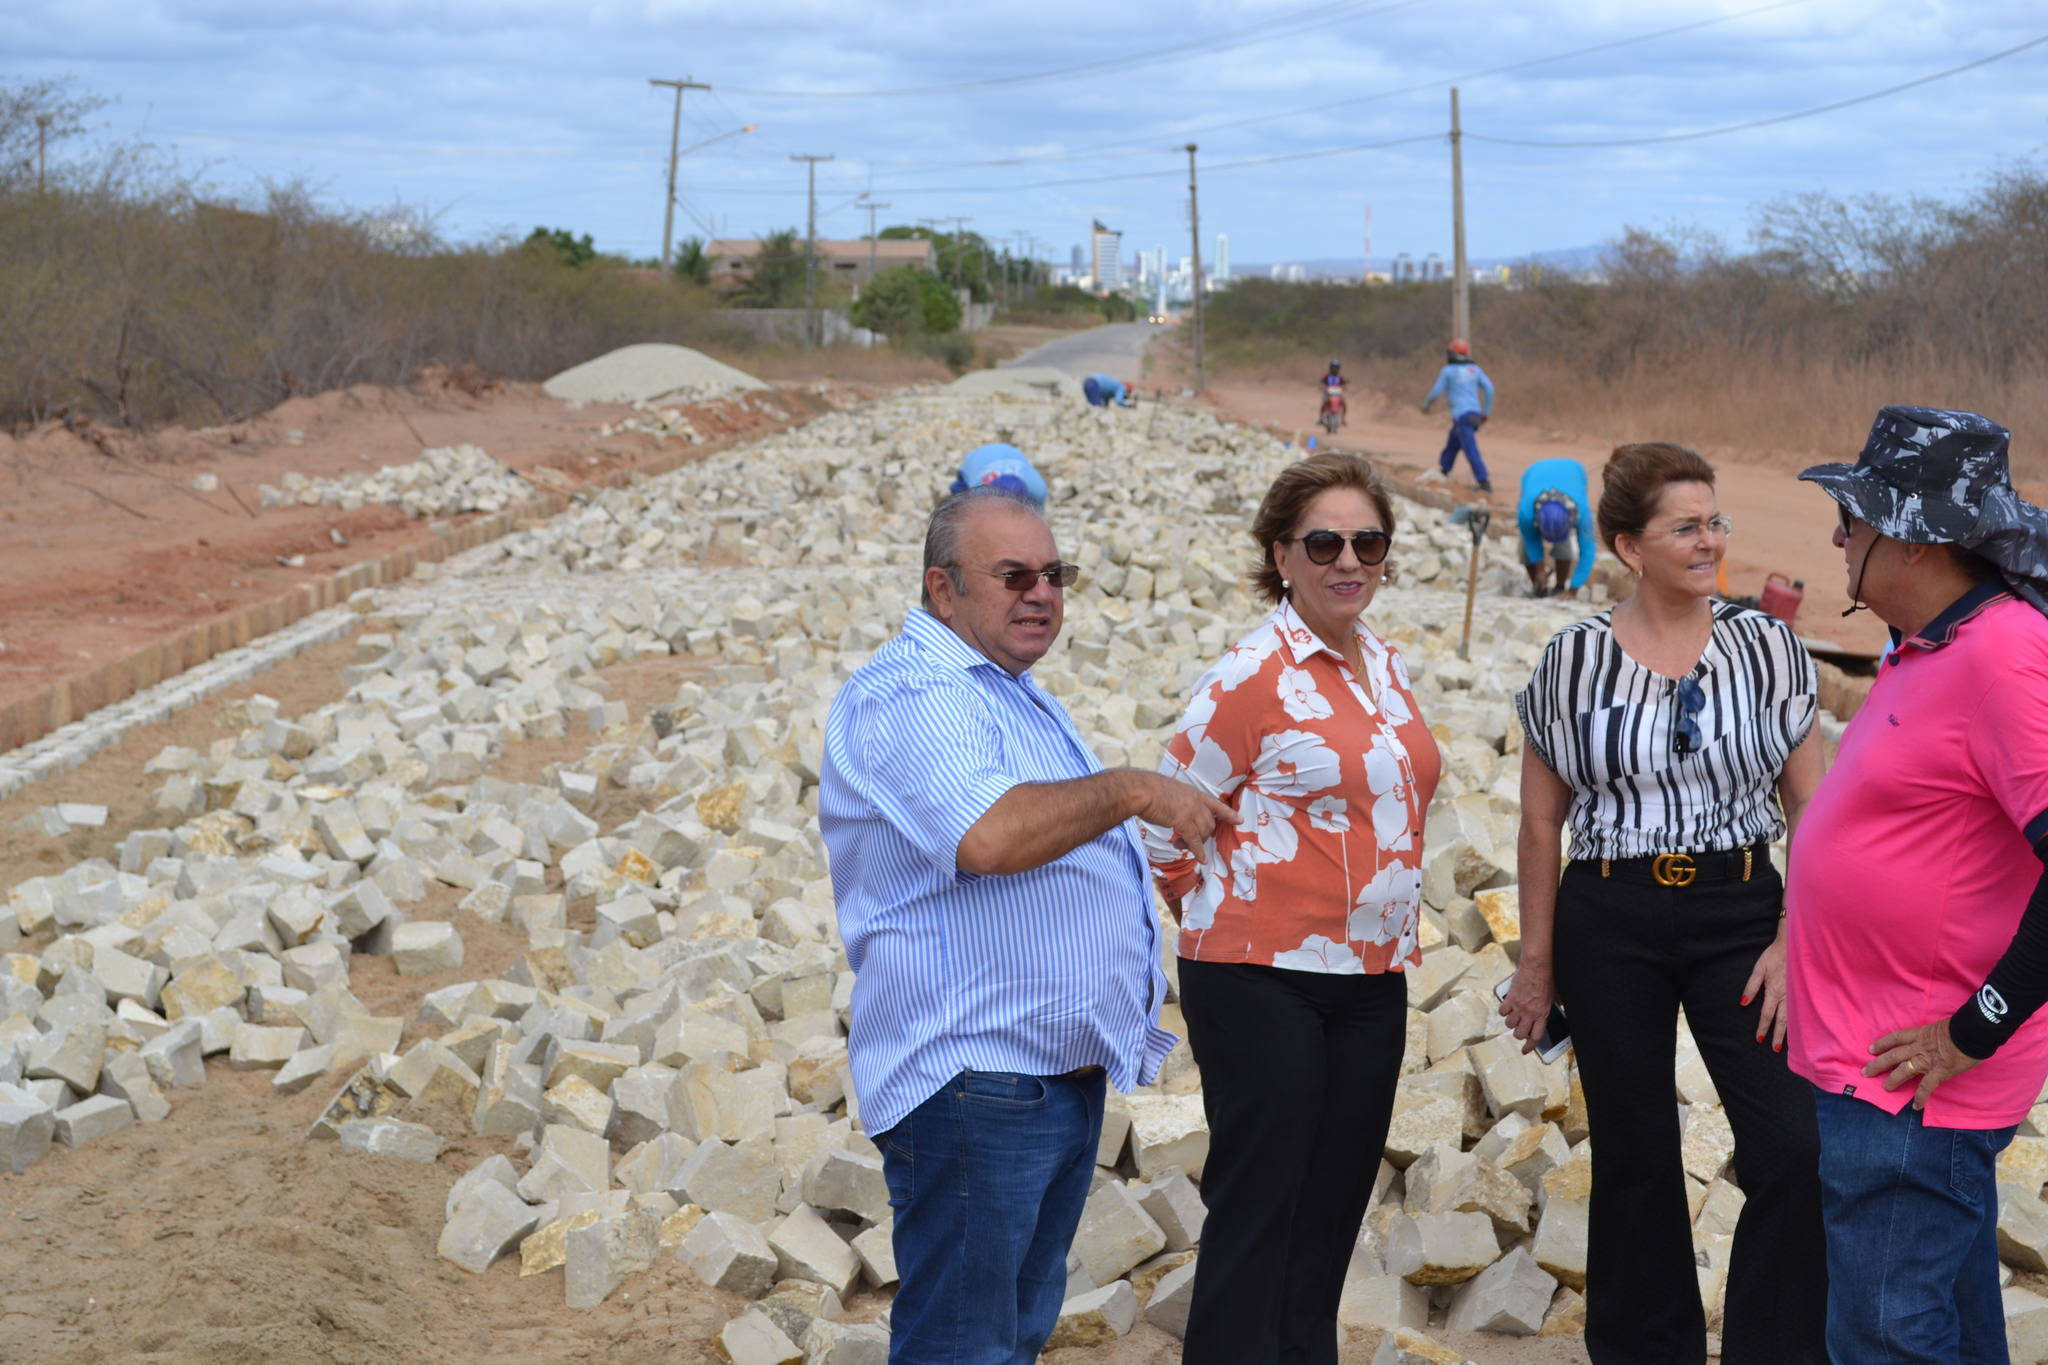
[1465,30,2048,147]
[720,0,1423,99]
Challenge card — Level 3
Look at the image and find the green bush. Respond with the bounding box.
[898,331,976,373]
[852,266,961,337]
[525,226,597,268]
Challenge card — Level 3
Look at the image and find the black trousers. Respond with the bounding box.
[1176,958,1407,1365]
[1553,858,1828,1365]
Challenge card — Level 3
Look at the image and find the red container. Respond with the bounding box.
[1759,572,1804,624]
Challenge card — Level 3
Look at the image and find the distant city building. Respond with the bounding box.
[1393,252,1416,282]
[1071,244,1085,270]
[1425,252,1445,280]
[1091,220,1124,293]
[704,236,936,294]
[1215,233,1231,282]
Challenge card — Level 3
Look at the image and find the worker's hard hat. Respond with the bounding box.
[1448,338,1471,356]
[1537,498,1574,544]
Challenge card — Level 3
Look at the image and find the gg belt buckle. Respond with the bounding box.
[1652,852,1697,888]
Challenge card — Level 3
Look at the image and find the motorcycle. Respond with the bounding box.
[1318,385,1344,435]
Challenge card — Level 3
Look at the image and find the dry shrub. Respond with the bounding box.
[1202,167,2048,481]
[736,342,954,385]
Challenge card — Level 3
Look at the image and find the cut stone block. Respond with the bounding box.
[1533,1194,1589,1290]
[139,1019,206,1088]
[1445,1245,1556,1334]
[28,1020,107,1093]
[54,1094,134,1146]
[1998,1182,2048,1272]
[327,881,395,940]
[440,1180,541,1273]
[851,1219,896,1287]
[713,1308,801,1365]
[770,1203,861,1297]
[160,956,245,1020]
[446,1153,522,1221]
[801,1148,890,1226]
[1125,1092,1209,1179]
[228,1023,306,1070]
[543,1075,616,1136]
[1338,1260,1431,1333]
[1471,1031,1551,1121]
[616,1131,698,1197]
[1681,1104,1737,1185]
[518,1124,611,1202]
[678,1137,783,1223]
[757,1279,842,1348]
[1045,1280,1138,1349]
[1133,1167,1206,1252]
[681,1210,779,1298]
[392,921,464,976]
[1472,886,1520,957]
[2005,1285,2048,1365]
[1098,1090,1131,1167]
[1370,1328,1467,1365]
[1143,1259,1199,1338]
[1403,1142,1532,1240]
[99,1052,171,1123]
[339,1118,445,1163]
[0,1083,56,1172]
[1541,1286,1588,1337]
[1069,1182,1168,1285]
[801,1319,890,1365]
[1384,1210,1500,1286]
[565,1206,661,1309]
[313,804,377,865]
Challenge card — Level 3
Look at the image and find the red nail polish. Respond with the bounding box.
[1775,1043,1783,1053]
[1740,995,1750,1006]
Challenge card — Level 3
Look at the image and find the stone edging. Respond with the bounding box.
[0,389,835,776]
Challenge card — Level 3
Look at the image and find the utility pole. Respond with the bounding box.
[34,114,52,192]
[946,216,972,292]
[649,78,711,273]
[860,199,891,276]
[1186,144,1205,395]
[1011,229,1031,308]
[1450,88,1470,343]
[792,153,834,348]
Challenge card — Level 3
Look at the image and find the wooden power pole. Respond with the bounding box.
[1451,87,1470,343]
[1186,143,1205,395]
[861,198,891,276]
[649,77,710,273]
[792,153,834,348]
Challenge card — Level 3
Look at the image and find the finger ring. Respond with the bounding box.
[1905,1059,1922,1075]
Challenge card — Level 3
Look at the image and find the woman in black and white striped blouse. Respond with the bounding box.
[1500,443,1828,1365]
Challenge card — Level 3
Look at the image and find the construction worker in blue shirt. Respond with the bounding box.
[1083,375,1136,408]
[1517,457,1596,599]
[1421,338,1495,493]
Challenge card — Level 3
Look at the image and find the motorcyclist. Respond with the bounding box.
[1318,359,1348,427]
[1421,338,1496,494]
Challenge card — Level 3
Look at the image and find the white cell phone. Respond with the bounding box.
[1493,974,1573,1065]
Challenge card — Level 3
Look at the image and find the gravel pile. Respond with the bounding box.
[544,344,767,407]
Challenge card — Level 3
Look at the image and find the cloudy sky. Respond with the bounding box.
[10,0,2047,269]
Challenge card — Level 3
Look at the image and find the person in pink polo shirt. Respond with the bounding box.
[1787,405,2048,1365]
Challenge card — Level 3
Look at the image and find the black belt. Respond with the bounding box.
[1597,843,1764,888]
[1055,1065,1105,1080]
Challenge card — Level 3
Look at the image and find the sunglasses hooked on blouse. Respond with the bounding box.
[1283,529,1393,566]
[1672,675,1707,755]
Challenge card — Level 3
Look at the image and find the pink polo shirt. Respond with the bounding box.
[1786,587,2048,1128]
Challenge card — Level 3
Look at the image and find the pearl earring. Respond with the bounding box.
[1281,579,1291,590]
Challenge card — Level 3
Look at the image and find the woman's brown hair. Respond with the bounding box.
[1596,442,1717,557]
[1249,451,1396,604]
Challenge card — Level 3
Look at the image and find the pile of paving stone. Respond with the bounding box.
[258,443,533,516]
[10,388,2041,1362]
[596,400,706,444]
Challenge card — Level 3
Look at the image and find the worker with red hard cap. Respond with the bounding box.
[1421,338,1496,494]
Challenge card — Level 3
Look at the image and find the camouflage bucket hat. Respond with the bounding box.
[1799,405,2048,607]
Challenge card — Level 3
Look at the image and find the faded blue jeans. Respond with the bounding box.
[877,1068,1106,1365]
[1438,412,1490,485]
[1813,1087,2017,1364]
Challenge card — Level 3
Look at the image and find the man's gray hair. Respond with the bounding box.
[921,485,1044,611]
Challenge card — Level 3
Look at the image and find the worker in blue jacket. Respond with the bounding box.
[1516,457,1596,598]
[1421,338,1496,493]
[951,443,1049,510]
[1083,375,1136,408]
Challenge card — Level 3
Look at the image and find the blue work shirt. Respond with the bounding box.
[819,609,1175,1137]
[1423,361,1495,419]
[1086,374,1131,406]
[956,443,1049,508]
[1517,457,1596,590]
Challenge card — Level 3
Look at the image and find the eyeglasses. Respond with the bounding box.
[954,563,1081,592]
[1282,528,1393,566]
[1640,515,1734,543]
[1672,676,1706,756]
[1837,504,1857,536]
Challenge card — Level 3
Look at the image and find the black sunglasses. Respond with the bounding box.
[1672,676,1706,755]
[1284,529,1392,566]
[956,563,1081,592]
[1837,503,1856,536]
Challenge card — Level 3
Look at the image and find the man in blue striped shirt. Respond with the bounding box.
[821,486,1232,1364]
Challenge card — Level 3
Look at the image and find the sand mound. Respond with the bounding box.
[543,343,767,406]
[946,366,1080,403]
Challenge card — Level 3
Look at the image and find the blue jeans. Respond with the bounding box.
[1813,1087,2016,1364]
[1438,412,1489,484]
[877,1068,1106,1365]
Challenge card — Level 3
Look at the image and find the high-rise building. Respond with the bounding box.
[1071,244,1084,270]
[1215,233,1231,283]
[1091,220,1124,293]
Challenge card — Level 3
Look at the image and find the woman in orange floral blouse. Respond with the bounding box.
[1146,451,1440,1365]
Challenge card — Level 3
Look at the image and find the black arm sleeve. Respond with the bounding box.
[1948,836,2048,1060]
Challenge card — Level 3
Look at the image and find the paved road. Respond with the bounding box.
[1002,321,1164,381]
